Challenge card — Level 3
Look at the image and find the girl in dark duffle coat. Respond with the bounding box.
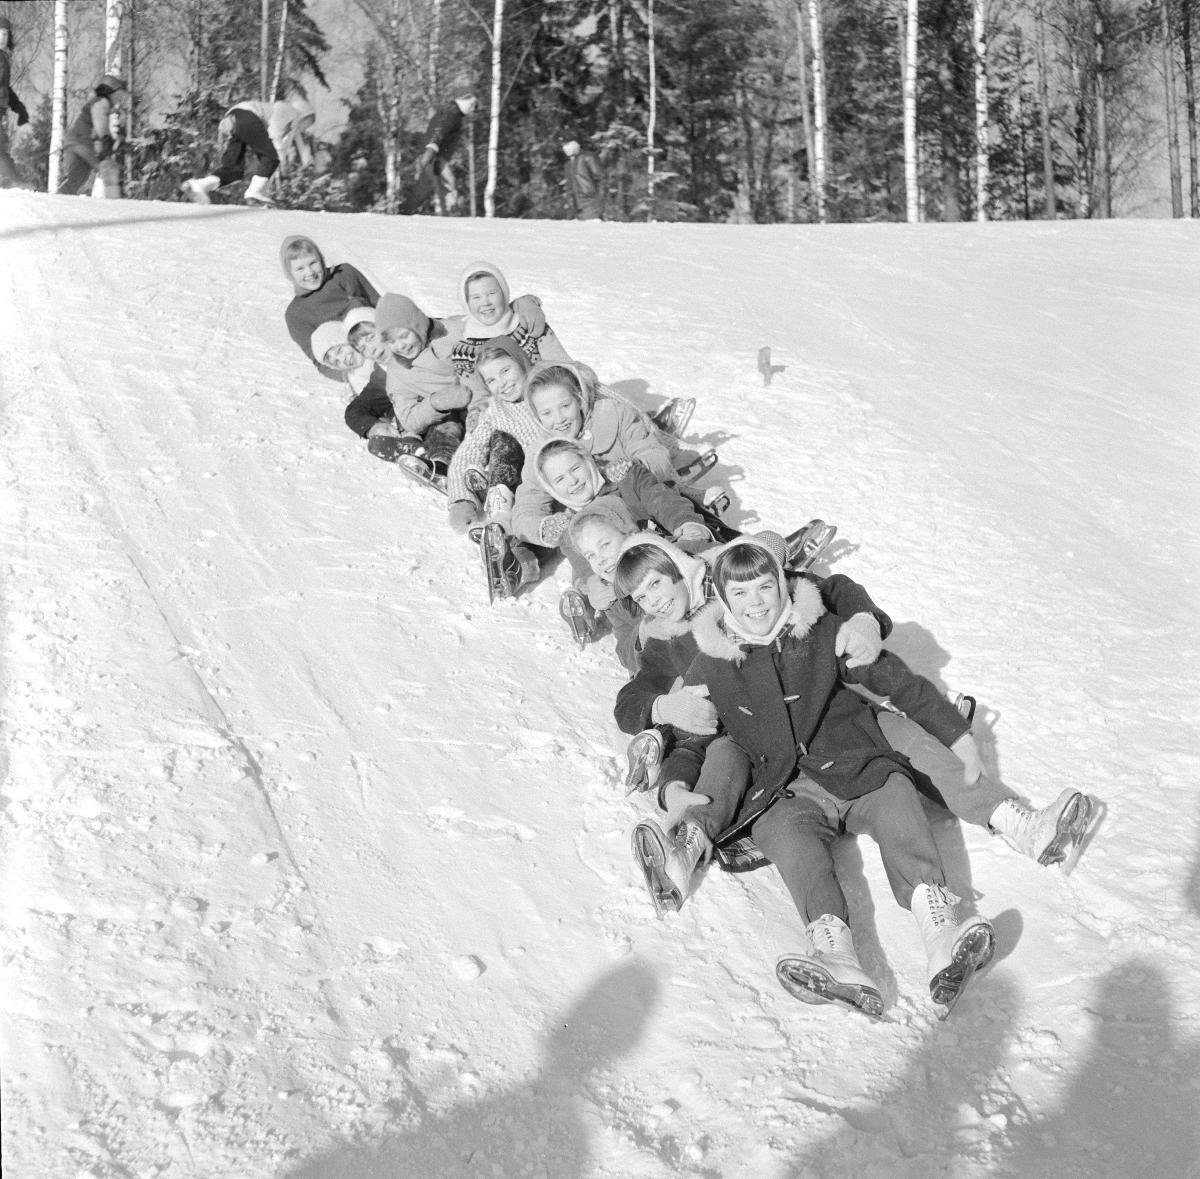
[633,532,996,1017]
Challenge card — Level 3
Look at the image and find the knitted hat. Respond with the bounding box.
[311,320,349,361]
[374,294,431,343]
[343,306,376,331]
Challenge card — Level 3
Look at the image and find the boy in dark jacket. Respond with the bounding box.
[280,236,379,381]
[632,532,996,1015]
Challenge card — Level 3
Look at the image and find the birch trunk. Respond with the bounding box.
[808,0,828,222]
[484,0,504,218]
[1162,0,1184,216]
[48,0,69,194]
[261,0,270,101]
[904,0,920,221]
[1035,0,1056,218]
[973,0,988,220]
[271,0,290,104]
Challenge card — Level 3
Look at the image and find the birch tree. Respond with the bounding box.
[974,0,989,219]
[808,0,829,221]
[47,0,69,193]
[647,0,657,220]
[792,0,818,212]
[903,0,920,220]
[1035,0,1057,217]
[484,0,503,217]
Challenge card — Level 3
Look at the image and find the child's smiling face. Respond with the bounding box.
[722,575,784,636]
[576,519,628,582]
[530,383,583,437]
[540,450,595,504]
[322,343,361,371]
[466,275,506,325]
[478,356,525,401]
[289,252,324,291]
[384,327,424,361]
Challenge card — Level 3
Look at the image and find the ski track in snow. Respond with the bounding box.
[2,193,1199,1178]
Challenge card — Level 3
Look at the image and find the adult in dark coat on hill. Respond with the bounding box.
[400,95,477,215]
[57,74,126,197]
[0,17,30,189]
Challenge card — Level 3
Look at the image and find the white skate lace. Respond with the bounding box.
[812,921,839,952]
[925,885,961,928]
[675,823,704,858]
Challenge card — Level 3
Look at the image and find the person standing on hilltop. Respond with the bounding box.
[57,74,126,197]
[400,94,477,215]
[182,97,315,207]
[0,16,30,189]
[562,137,603,220]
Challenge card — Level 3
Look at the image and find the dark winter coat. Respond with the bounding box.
[613,572,892,735]
[660,579,969,839]
[423,103,465,160]
[64,93,115,157]
[566,151,603,218]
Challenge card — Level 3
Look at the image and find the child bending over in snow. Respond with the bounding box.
[281,235,378,381]
[632,532,998,1016]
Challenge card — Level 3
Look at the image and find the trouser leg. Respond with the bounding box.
[213,125,249,187]
[877,711,1015,829]
[400,164,438,215]
[423,416,465,469]
[681,736,751,841]
[750,788,846,925]
[0,119,18,188]
[231,110,279,179]
[843,772,945,911]
[486,431,524,490]
[57,144,97,195]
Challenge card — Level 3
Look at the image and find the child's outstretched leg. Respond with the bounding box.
[752,786,884,1017]
[848,772,994,1013]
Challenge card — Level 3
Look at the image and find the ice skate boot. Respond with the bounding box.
[911,883,995,1017]
[624,728,666,795]
[395,453,446,494]
[952,693,977,724]
[784,519,837,571]
[244,174,276,205]
[182,175,219,204]
[651,397,696,438]
[702,485,731,517]
[776,914,885,1019]
[367,432,424,463]
[631,817,708,916]
[674,448,718,485]
[559,587,599,648]
[481,523,538,602]
[989,789,1097,869]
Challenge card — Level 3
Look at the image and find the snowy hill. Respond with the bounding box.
[1,191,1198,1179]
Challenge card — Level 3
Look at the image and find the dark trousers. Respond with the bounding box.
[0,117,18,188]
[422,414,465,470]
[750,773,945,926]
[57,141,99,195]
[215,110,279,186]
[486,432,525,491]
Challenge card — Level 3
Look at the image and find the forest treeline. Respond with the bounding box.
[4,0,1197,220]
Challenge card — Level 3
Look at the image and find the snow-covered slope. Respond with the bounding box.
[1,192,1198,1179]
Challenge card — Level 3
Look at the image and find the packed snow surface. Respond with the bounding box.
[1,191,1198,1179]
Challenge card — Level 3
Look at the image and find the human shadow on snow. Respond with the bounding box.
[998,958,1200,1179]
[284,959,661,1179]
[783,973,1021,1177]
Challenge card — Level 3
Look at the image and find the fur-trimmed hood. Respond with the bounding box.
[693,576,825,663]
